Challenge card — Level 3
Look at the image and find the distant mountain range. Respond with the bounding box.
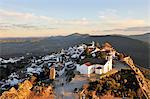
[128,33,150,44]
[0,33,149,68]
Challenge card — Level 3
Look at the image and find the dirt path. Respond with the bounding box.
[54,75,88,99]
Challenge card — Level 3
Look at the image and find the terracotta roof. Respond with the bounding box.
[84,62,92,67]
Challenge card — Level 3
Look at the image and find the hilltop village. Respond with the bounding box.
[0,42,150,99]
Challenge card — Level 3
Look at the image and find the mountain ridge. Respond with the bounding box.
[0,33,149,68]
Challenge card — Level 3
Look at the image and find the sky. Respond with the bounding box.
[0,0,150,37]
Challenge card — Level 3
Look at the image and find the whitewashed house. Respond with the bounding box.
[77,62,95,74]
[77,56,112,75]
[42,54,63,63]
[95,67,103,74]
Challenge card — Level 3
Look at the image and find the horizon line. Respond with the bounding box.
[0,32,149,38]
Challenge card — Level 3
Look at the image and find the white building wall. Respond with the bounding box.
[103,61,109,73]
[77,64,95,74]
[77,58,112,75]
[94,64,103,69]
[77,64,88,74]
[87,66,94,74]
[108,58,112,71]
[95,68,102,74]
[103,58,112,73]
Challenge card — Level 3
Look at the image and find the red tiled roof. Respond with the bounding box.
[84,62,92,66]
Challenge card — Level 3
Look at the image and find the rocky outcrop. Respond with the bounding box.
[0,80,32,99]
[30,85,54,99]
[79,70,142,98]
[122,56,150,98]
[0,79,54,99]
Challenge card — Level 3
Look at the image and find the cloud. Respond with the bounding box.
[0,9,59,30]
[0,9,90,25]
[0,8,149,37]
[98,9,147,28]
[0,23,12,30]
[98,9,118,20]
[0,9,32,18]
[103,26,150,32]
[124,26,150,32]
[60,18,89,25]
[0,23,58,30]
[98,19,147,31]
[0,9,91,31]
[0,9,54,21]
[0,9,60,30]
[0,8,146,29]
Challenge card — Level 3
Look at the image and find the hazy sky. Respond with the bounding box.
[0,0,150,37]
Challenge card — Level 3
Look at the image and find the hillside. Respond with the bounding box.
[0,37,45,43]
[128,33,150,43]
[0,41,149,98]
[0,33,149,68]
